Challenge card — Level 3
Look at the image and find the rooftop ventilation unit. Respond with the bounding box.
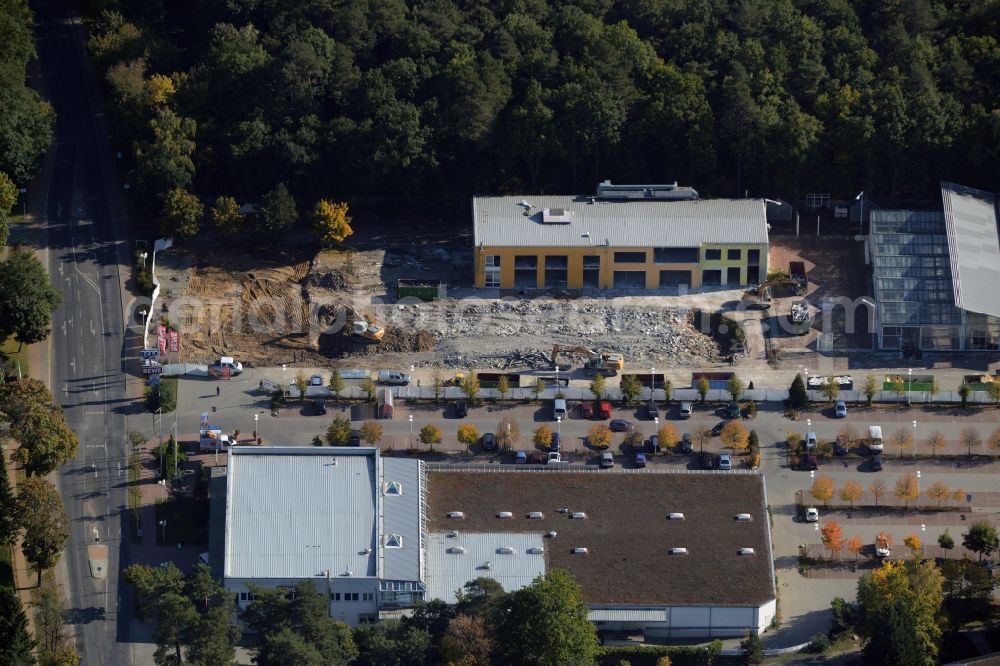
[572,547,589,555]
[448,531,459,538]
[541,207,573,224]
[527,512,544,520]
[546,531,558,538]
[496,511,513,519]
[447,511,465,519]
[558,508,569,513]
[668,548,688,556]
[738,548,756,556]
[528,547,545,554]
[595,180,699,201]
[482,561,492,570]
[497,547,515,555]
[570,512,587,520]
[735,513,753,522]
[667,513,685,521]
[360,547,371,555]
[447,547,465,554]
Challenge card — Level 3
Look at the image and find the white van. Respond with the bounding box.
[377,370,411,386]
[867,425,884,453]
[805,431,818,450]
[553,398,568,419]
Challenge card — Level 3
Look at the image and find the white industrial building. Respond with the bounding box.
[215,448,776,639]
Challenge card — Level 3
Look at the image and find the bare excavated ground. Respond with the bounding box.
[156,232,744,370]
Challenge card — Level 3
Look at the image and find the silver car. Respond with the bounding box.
[679,401,692,419]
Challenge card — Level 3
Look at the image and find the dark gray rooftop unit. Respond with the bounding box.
[596,180,699,201]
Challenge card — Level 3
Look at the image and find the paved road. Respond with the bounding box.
[33,1,134,663]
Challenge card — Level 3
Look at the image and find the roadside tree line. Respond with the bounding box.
[809,474,967,510]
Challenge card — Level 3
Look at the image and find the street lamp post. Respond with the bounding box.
[804,367,810,402]
[254,412,259,440]
[159,519,167,544]
[650,367,656,401]
[506,423,512,452]
[557,416,561,442]
[409,414,414,448]
[856,191,865,235]
[907,368,912,406]
[913,420,917,458]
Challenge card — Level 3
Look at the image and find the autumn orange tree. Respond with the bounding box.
[926,481,950,508]
[903,534,922,556]
[419,424,442,446]
[895,474,920,508]
[847,535,863,561]
[869,480,886,507]
[960,426,982,456]
[890,427,912,458]
[840,480,862,508]
[720,420,749,452]
[311,199,353,244]
[811,476,835,505]
[952,488,966,506]
[989,426,1000,459]
[587,424,612,449]
[821,521,844,559]
[533,425,553,449]
[456,424,479,450]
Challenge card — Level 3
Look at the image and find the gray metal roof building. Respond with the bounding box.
[425,532,547,604]
[473,196,769,248]
[869,182,1000,351]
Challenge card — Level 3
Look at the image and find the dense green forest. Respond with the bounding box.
[0,0,54,186]
[87,0,1000,218]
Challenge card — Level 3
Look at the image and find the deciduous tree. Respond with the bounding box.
[696,377,709,403]
[963,522,999,561]
[293,371,308,402]
[255,182,297,240]
[328,370,345,401]
[359,421,382,445]
[587,424,612,449]
[926,430,946,457]
[325,416,351,445]
[457,424,479,449]
[889,427,911,458]
[958,382,971,407]
[863,375,878,405]
[657,423,679,449]
[960,426,982,456]
[926,481,950,508]
[720,420,749,452]
[496,418,519,449]
[419,424,442,446]
[134,107,196,195]
[988,426,1000,458]
[810,476,834,505]
[496,375,510,402]
[461,372,481,401]
[821,379,839,403]
[533,425,553,449]
[210,195,244,235]
[727,374,745,401]
[894,473,919,508]
[0,245,63,348]
[439,614,494,666]
[869,480,886,507]
[821,521,844,559]
[589,374,606,400]
[903,534,922,556]
[847,536,863,561]
[0,450,20,547]
[33,571,79,666]
[840,480,862,508]
[938,530,954,550]
[837,424,859,449]
[494,569,598,666]
[311,199,353,244]
[619,374,642,405]
[17,476,69,585]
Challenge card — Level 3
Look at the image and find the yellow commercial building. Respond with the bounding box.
[473,184,769,291]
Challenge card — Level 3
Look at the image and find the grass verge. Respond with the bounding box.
[1,336,29,378]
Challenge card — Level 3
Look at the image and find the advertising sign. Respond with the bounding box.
[141,364,163,376]
[141,349,159,360]
[168,329,180,353]
[157,324,167,354]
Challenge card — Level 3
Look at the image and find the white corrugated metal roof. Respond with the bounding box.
[381,458,424,582]
[587,608,669,622]
[225,448,378,579]
[941,182,1000,318]
[473,196,769,248]
[425,532,546,604]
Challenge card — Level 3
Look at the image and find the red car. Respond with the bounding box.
[578,402,594,419]
[596,401,612,419]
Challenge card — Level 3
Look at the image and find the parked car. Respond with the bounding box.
[515,450,527,464]
[579,402,594,419]
[870,454,883,472]
[377,370,410,386]
[480,433,497,450]
[800,455,818,471]
[726,401,741,419]
[635,452,647,468]
[209,356,243,377]
[805,507,819,522]
[309,374,324,386]
[610,419,633,432]
[833,440,849,456]
[312,400,327,416]
[678,433,693,453]
[646,435,660,454]
[717,453,732,470]
[835,400,848,418]
[805,431,818,451]
[699,452,714,469]
[600,452,614,468]
[679,401,693,419]
[547,452,562,464]
[596,402,613,419]
[553,398,568,419]
[647,401,659,419]
[454,400,468,418]
[550,432,561,452]
[711,421,726,437]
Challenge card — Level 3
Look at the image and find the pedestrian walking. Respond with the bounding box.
[216,386,220,397]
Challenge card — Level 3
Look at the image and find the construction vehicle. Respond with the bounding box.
[788,300,811,334]
[352,318,385,342]
[550,345,624,376]
[742,275,807,308]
